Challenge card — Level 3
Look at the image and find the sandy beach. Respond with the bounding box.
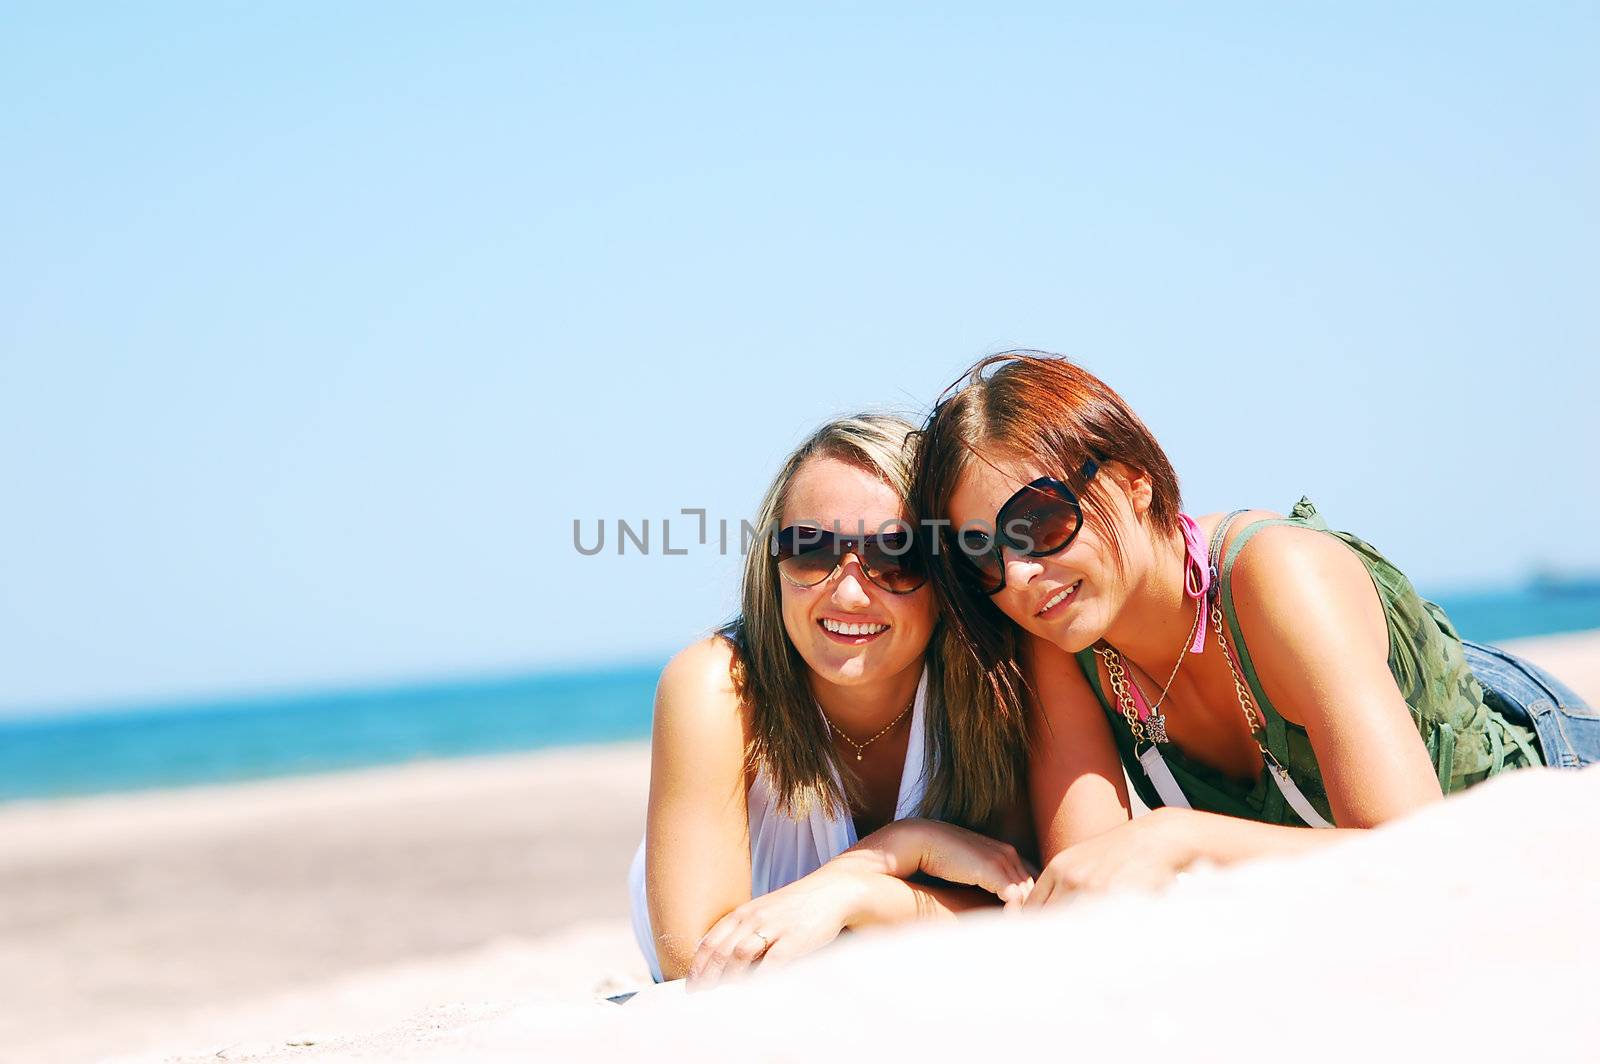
[5,631,1596,1063]
[0,744,653,1062]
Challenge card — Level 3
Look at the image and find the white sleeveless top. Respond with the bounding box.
[627,666,931,982]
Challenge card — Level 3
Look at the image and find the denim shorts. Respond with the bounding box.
[1461,640,1600,769]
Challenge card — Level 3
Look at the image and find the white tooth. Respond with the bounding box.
[1040,585,1076,614]
[824,620,889,636]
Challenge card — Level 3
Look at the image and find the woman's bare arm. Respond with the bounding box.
[642,637,755,981]
[1023,632,1135,862]
[1228,523,1443,827]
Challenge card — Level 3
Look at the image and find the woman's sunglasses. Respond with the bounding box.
[772,525,928,595]
[954,458,1100,595]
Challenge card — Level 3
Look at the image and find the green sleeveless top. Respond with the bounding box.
[1073,498,1543,826]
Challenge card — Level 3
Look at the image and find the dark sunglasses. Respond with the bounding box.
[772,525,928,595]
[954,458,1100,595]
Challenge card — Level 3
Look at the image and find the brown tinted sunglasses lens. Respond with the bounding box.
[861,535,925,593]
[956,527,1004,593]
[1003,483,1082,554]
[775,527,835,586]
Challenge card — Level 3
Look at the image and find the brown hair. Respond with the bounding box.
[719,414,939,821]
[910,350,1183,806]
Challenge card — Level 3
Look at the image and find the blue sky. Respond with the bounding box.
[2,4,1595,714]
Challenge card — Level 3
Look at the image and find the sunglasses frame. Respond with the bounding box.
[772,525,928,596]
[956,457,1100,595]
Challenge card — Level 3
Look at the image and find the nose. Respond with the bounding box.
[1000,545,1045,586]
[829,553,873,609]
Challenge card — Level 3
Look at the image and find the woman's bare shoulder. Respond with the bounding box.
[654,634,751,744]
[1207,508,1368,590]
[1193,508,1283,553]
[1207,509,1390,722]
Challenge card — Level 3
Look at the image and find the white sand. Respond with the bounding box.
[0,745,651,1062]
[5,632,1596,1062]
[129,764,1600,1063]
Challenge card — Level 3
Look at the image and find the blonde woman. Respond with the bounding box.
[628,414,1035,988]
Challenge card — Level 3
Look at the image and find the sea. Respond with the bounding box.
[3,587,1597,805]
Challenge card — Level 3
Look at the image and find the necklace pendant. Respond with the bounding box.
[1147,712,1169,744]
[856,752,863,761]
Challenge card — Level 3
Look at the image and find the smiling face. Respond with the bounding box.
[778,456,936,685]
[945,454,1159,652]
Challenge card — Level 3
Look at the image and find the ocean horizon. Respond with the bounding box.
[4,586,1598,804]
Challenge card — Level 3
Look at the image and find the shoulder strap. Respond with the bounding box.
[1206,509,1302,824]
[1207,509,1252,586]
[1138,746,1193,810]
[1206,509,1307,700]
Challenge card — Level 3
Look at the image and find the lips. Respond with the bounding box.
[1034,580,1082,618]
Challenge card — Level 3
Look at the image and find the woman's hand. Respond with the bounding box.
[850,818,1037,909]
[687,819,1037,990]
[1024,808,1195,906]
[686,867,862,990]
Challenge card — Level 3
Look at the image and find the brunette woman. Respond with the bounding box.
[911,351,1596,902]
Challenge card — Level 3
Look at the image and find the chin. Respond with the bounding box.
[832,660,872,683]
[1053,627,1098,654]
[1029,613,1101,655]
[797,641,865,682]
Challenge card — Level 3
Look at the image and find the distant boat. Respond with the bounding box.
[1529,567,1600,597]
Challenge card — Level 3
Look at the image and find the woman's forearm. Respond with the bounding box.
[1163,806,1361,866]
[836,869,998,929]
[822,818,1033,913]
[825,820,929,878]
[811,822,1005,928]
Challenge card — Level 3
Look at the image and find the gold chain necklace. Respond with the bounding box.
[1100,593,1287,775]
[819,693,916,762]
[1095,594,1202,745]
[1209,595,1286,772]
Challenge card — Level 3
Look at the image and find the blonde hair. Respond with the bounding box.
[721,413,1017,830]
